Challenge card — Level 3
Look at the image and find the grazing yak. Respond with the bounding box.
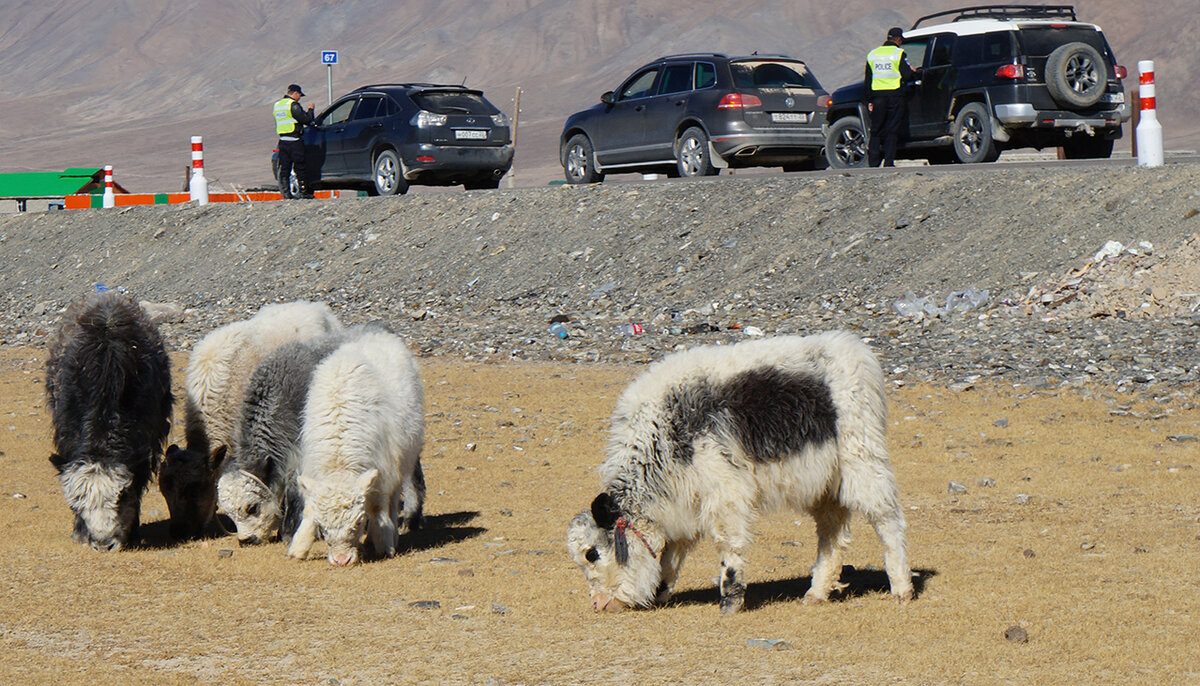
[45,290,173,551]
[287,329,425,566]
[217,333,349,545]
[566,332,913,614]
[159,300,341,540]
[220,325,427,546]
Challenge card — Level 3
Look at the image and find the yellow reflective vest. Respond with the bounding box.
[867,45,905,91]
[274,97,298,135]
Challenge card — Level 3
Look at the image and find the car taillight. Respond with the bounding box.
[413,111,447,127]
[417,156,435,163]
[1114,65,1128,79]
[995,64,1024,79]
[717,93,763,109]
[816,95,831,109]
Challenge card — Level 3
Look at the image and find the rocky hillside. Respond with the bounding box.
[2,164,1199,394]
[0,0,1195,190]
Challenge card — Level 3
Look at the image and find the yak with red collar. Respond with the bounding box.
[566,331,914,613]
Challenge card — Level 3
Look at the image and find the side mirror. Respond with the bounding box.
[601,91,615,105]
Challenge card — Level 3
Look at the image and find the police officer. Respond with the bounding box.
[865,27,919,167]
[274,84,315,198]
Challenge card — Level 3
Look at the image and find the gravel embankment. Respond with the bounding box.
[2,164,1198,401]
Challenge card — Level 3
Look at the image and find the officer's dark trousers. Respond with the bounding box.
[277,138,306,197]
[868,93,906,167]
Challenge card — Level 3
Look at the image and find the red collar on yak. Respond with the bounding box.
[615,515,657,558]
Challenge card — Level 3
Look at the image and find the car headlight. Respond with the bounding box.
[413,111,447,128]
[491,113,509,127]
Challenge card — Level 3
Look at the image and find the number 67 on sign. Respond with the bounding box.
[321,51,338,105]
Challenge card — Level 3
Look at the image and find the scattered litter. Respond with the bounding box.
[746,638,793,651]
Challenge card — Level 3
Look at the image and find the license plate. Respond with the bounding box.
[455,129,488,140]
[771,112,807,123]
[1101,92,1125,104]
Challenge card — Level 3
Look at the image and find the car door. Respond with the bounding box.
[339,95,387,179]
[909,34,957,138]
[639,62,695,161]
[592,66,660,166]
[310,97,358,176]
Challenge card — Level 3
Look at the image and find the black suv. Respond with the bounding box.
[560,53,830,183]
[824,5,1130,167]
[276,83,513,195]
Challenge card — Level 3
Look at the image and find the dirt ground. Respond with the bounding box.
[1,345,1197,685]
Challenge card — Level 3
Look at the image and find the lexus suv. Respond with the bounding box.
[824,5,1130,167]
[275,83,513,195]
[560,53,830,183]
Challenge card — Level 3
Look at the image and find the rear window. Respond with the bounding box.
[1017,27,1108,57]
[410,91,498,115]
[730,60,821,89]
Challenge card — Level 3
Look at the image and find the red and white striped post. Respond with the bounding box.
[1136,60,1163,167]
[102,165,115,208]
[189,136,209,204]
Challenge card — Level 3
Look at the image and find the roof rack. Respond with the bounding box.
[353,83,473,91]
[655,53,728,61]
[911,5,1077,29]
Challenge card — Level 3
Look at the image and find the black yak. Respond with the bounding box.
[46,290,173,551]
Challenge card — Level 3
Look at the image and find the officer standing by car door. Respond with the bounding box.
[274,84,315,198]
[865,27,919,167]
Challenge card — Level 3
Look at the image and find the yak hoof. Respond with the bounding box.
[719,595,744,615]
[801,592,828,606]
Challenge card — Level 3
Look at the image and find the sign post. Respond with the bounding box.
[321,50,338,105]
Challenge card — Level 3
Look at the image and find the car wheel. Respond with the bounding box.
[1061,136,1114,160]
[676,127,719,177]
[825,117,869,169]
[1045,42,1106,109]
[563,134,603,184]
[371,149,408,196]
[952,103,1000,164]
[464,176,501,190]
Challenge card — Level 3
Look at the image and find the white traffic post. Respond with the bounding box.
[1135,60,1163,167]
[189,136,209,204]
[102,165,115,208]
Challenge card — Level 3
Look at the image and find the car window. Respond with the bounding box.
[983,32,1016,61]
[930,36,954,67]
[900,39,929,69]
[410,91,499,115]
[952,35,983,64]
[730,60,821,89]
[659,63,693,94]
[1017,27,1108,57]
[695,62,716,89]
[319,98,356,126]
[352,96,384,120]
[619,68,659,100]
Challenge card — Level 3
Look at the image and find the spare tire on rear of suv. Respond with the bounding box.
[1045,42,1106,108]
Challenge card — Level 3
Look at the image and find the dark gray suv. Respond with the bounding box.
[825,5,1130,167]
[275,83,513,195]
[560,53,830,183]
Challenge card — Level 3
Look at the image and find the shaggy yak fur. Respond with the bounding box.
[287,329,425,566]
[46,290,173,551]
[566,331,913,614]
[159,301,341,540]
[220,325,427,546]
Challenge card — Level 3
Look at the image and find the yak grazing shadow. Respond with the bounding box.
[669,566,937,611]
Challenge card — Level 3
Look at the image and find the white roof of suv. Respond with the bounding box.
[904,18,1102,39]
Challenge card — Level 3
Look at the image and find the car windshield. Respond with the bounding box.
[730,60,820,89]
[410,92,498,115]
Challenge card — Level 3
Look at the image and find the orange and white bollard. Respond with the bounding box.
[189,136,209,204]
[1135,60,1163,167]
[102,165,115,208]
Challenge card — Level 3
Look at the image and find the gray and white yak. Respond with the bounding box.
[566,331,913,614]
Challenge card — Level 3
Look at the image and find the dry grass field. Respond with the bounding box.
[1,345,1197,685]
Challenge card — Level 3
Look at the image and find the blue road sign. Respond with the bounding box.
[321,51,338,65]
